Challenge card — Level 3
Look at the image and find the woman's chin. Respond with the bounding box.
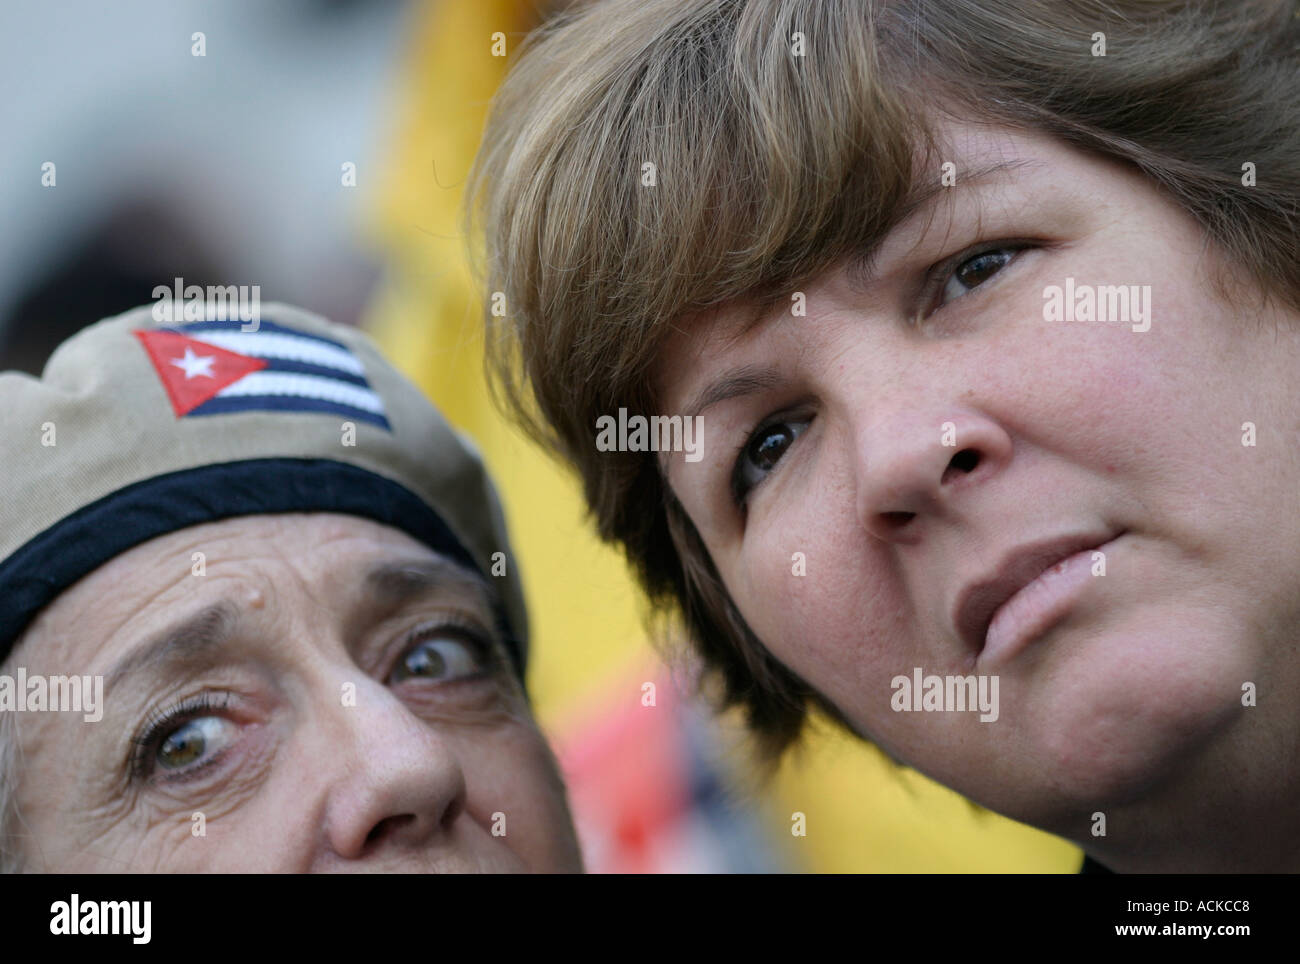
[1004,616,1253,826]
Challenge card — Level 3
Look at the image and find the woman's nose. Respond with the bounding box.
[315,680,470,862]
[854,409,1012,543]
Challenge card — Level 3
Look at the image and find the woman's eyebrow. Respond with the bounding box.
[911,156,1039,211]
[846,156,1044,290]
[359,559,514,667]
[682,365,783,422]
[104,601,243,697]
[363,559,493,612]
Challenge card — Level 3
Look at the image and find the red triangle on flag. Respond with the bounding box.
[134,329,269,417]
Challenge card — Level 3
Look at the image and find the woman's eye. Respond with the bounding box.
[937,247,1018,308]
[157,716,235,771]
[388,633,486,684]
[732,419,811,505]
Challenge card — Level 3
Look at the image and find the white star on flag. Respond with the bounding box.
[169,346,217,380]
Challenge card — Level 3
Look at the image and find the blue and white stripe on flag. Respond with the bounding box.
[162,318,392,430]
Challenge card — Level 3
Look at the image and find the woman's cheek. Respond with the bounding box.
[731,507,821,671]
[735,494,892,697]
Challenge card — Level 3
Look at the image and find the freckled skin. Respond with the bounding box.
[7,514,585,872]
[658,120,1300,871]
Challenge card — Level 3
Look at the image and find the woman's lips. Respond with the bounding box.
[980,544,1106,664]
[954,532,1120,665]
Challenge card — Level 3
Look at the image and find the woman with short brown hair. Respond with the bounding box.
[467,0,1300,871]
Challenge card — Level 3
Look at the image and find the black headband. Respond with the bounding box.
[0,457,526,680]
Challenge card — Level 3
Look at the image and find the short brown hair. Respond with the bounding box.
[465,0,1300,764]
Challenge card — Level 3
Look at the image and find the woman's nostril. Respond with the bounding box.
[365,813,416,848]
[942,448,980,484]
[881,510,915,528]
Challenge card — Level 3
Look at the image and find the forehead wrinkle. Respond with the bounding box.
[27,523,277,682]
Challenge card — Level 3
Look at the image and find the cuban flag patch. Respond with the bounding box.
[134,319,391,430]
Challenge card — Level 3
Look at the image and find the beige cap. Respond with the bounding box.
[0,301,527,675]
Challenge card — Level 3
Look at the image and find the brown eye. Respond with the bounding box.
[732,418,812,506]
[748,425,796,470]
[956,250,1011,287]
[939,247,1018,307]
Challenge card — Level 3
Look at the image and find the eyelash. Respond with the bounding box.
[130,691,232,782]
[728,240,1034,507]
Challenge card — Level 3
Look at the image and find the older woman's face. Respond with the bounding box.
[658,120,1300,851]
[8,513,583,872]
